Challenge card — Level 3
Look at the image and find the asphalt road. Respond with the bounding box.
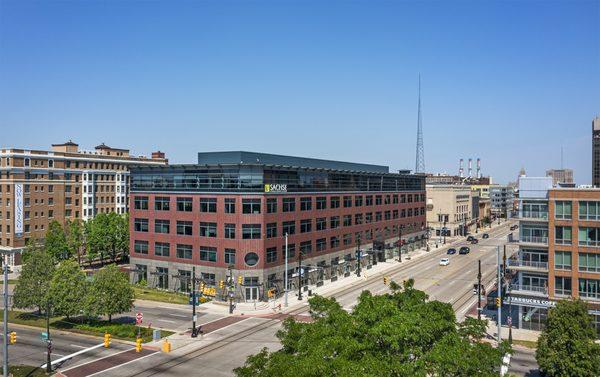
[98,222,518,377]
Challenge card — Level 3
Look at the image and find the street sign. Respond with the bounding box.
[189,294,199,305]
[135,312,143,325]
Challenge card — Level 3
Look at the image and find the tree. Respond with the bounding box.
[106,212,129,262]
[85,264,134,322]
[45,220,69,262]
[536,299,600,376]
[13,245,55,314]
[86,214,110,266]
[66,219,85,266]
[48,260,88,319]
[235,279,510,377]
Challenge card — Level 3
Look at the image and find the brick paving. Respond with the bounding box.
[59,348,157,377]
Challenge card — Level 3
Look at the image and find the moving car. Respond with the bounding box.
[439,258,450,266]
[482,233,489,239]
[447,248,457,255]
[469,238,479,244]
[459,246,470,255]
[466,235,475,241]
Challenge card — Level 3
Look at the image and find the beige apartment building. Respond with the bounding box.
[426,185,474,237]
[0,141,167,266]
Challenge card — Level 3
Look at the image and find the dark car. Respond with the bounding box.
[469,238,479,244]
[466,235,475,241]
[447,248,457,255]
[510,225,519,231]
[459,246,470,255]
[482,233,490,239]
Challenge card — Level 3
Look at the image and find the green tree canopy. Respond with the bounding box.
[13,245,55,313]
[48,260,88,319]
[235,279,510,377]
[66,219,85,266]
[85,213,110,265]
[85,264,134,322]
[45,220,69,262]
[536,299,600,377]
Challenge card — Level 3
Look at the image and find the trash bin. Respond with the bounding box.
[153,329,161,342]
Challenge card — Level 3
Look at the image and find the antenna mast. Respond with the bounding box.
[415,75,425,173]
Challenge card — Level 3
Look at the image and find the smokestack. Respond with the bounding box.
[468,158,473,178]
[476,158,481,179]
[459,159,464,178]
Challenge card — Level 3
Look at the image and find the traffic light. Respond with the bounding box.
[219,280,224,289]
[383,276,389,285]
[104,333,111,348]
[9,331,16,345]
[237,276,243,285]
[496,297,501,307]
[135,337,143,352]
[200,282,205,291]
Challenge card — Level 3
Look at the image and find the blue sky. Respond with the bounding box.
[1,0,598,184]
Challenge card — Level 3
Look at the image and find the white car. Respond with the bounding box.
[439,258,450,266]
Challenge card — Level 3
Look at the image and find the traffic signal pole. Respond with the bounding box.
[46,301,51,373]
[477,259,482,321]
[3,256,9,377]
[497,246,502,344]
[191,266,197,337]
[284,233,289,307]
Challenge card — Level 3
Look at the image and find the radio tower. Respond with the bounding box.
[415,75,425,173]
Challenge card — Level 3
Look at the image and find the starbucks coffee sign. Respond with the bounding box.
[264,184,287,193]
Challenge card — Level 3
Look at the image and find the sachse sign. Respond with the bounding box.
[264,184,287,193]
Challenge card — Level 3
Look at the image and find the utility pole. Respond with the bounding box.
[284,233,289,307]
[397,226,403,262]
[228,265,234,315]
[497,246,502,344]
[46,301,51,373]
[297,251,303,300]
[191,266,197,337]
[3,256,9,377]
[477,259,482,321]
[504,245,512,344]
[356,238,362,277]
[443,218,447,244]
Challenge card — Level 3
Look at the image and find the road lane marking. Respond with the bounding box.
[157,319,176,323]
[168,313,187,318]
[70,344,89,349]
[86,351,159,377]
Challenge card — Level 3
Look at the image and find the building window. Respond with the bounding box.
[300,241,312,254]
[267,222,277,238]
[355,196,363,207]
[343,233,352,246]
[355,214,363,225]
[365,212,373,223]
[579,253,600,273]
[242,199,261,214]
[242,224,262,239]
[134,240,149,255]
[282,221,296,235]
[224,248,236,264]
[300,197,312,211]
[176,244,193,259]
[375,195,382,205]
[225,198,236,214]
[200,246,217,262]
[155,242,170,257]
[199,222,217,237]
[266,247,278,263]
[375,212,382,222]
[316,197,327,210]
[554,251,572,270]
[579,278,600,300]
[224,223,236,239]
[134,196,148,210]
[283,243,295,259]
[283,198,296,212]
[177,197,193,212]
[555,226,572,245]
[330,236,340,248]
[579,227,600,247]
[343,215,352,227]
[155,219,170,234]
[579,201,600,221]
[155,197,170,211]
[201,273,216,286]
[330,196,340,209]
[157,267,169,289]
[267,198,277,213]
[316,238,326,251]
[244,252,259,267]
[555,201,572,220]
[554,276,572,296]
[343,196,352,208]
[392,194,399,204]
[330,216,340,229]
[134,218,149,232]
[177,221,193,236]
[300,219,312,233]
[366,195,373,206]
[200,198,217,213]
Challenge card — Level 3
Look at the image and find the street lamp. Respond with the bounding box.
[297,251,303,300]
[356,238,362,277]
[397,225,403,262]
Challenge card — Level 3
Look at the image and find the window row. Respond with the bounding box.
[554,276,600,300]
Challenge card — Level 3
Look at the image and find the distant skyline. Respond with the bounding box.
[1,1,598,184]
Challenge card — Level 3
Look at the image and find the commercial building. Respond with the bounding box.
[546,169,574,186]
[593,117,600,187]
[128,152,427,302]
[426,185,473,237]
[0,141,167,266]
[490,185,516,218]
[508,176,600,334]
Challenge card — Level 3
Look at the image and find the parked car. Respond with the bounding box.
[482,233,490,239]
[510,225,519,231]
[447,248,457,255]
[466,235,475,241]
[439,258,450,266]
[459,246,470,254]
[469,238,479,244]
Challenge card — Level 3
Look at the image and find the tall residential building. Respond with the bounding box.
[508,176,600,334]
[128,152,427,302]
[593,117,600,187]
[490,185,516,217]
[546,169,574,186]
[0,141,168,266]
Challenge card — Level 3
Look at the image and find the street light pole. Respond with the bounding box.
[191,266,197,337]
[3,256,9,377]
[46,301,51,374]
[477,259,482,321]
[284,233,289,307]
[504,245,512,344]
[356,239,362,277]
[297,251,303,300]
[443,218,447,244]
[398,226,403,262]
[228,265,234,315]
[497,246,502,344]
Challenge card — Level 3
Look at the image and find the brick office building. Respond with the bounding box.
[129,152,427,302]
[0,141,167,266]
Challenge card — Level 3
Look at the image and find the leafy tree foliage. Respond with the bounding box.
[84,213,129,265]
[13,245,55,313]
[536,299,600,377]
[66,219,85,266]
[235,279,510,377]
[85,264,134,322]
[45,220,69,262]
[48,260,88,319]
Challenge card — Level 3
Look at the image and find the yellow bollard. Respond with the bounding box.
[162,339,171,353]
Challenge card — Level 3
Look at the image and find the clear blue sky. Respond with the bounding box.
[1,1,598,184]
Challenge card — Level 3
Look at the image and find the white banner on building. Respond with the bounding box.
[14,183,23,235]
